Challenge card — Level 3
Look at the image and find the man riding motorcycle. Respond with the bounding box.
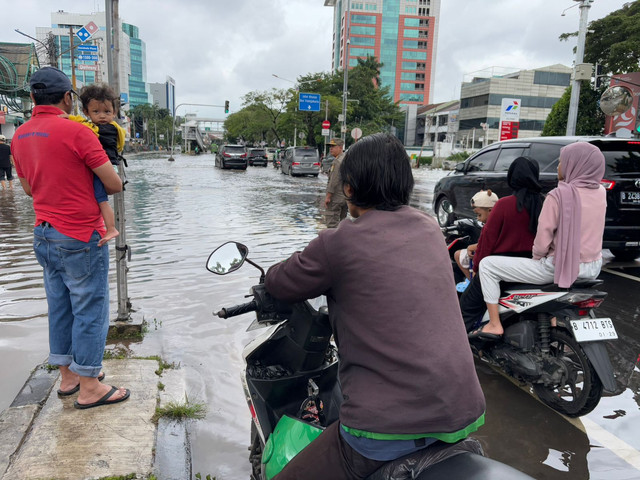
[265,133,485,479]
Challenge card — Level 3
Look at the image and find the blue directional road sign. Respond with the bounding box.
[77,45,98,52]
[299,93,321,112]
[77,54,99,61]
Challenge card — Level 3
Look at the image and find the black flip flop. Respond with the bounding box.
[57,372,106,396]
[74,386,130,410]
[468,325,502,341]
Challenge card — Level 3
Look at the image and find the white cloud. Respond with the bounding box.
[2,0,632,110]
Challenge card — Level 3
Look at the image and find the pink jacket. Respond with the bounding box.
[532,186,606,263]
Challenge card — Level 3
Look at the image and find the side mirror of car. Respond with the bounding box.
[455,162,465,173]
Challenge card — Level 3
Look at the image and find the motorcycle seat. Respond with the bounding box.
[500,278,603,293]
[413,452,535,480]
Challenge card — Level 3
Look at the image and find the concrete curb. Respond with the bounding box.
[0,360,191,480]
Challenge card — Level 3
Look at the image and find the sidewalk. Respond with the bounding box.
[0,359,190,480]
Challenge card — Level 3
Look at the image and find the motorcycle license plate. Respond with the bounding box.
[570,318,618,342]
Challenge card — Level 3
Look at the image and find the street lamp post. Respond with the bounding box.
[341,1,351,141]
[566,0,594,136]
[169,102,225,161]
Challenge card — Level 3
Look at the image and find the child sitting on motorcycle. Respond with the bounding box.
[265,133,485,480]
[475,143,606,338]
[454,189,499,281]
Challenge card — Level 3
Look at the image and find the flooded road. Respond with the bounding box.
[1,153,639,479]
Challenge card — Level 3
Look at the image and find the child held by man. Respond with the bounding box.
[70,84,125,247]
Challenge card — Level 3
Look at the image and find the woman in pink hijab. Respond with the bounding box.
[469,142,606,339]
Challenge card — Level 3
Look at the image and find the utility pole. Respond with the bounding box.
[341,1,351,141]
[566,0,593,136]
[106,0,131,321]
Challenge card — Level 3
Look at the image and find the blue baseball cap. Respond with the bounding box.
[30,67,73,94]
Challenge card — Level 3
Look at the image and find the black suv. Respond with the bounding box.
[215,145,247,170]
[433,136,640,260]
[247,148,268,167]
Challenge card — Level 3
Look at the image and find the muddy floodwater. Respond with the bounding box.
[1,154,639,479]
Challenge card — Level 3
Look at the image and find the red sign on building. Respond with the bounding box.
[500,121,519,141]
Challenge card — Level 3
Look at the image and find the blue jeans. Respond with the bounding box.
[33,224,109,377]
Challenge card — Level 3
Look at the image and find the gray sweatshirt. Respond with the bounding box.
[265,206,485,436]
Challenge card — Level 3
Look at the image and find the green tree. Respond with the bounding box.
[225,60,404,149]
[541,84,605,136]
[560,1,640,76]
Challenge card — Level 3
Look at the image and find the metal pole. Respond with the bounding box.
[341,1,351,141]
[106,0,130,321]
[68,27,77,92]
[324,99,329,158]
[566,0,593,136]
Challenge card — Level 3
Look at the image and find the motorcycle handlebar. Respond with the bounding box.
[217,300,258,318]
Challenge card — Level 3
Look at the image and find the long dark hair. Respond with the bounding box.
[507,156,544,233]
[340,133,414,211]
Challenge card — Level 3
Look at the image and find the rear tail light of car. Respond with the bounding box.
[313,162,320,166]
[224,153,231,157]
[240,153,247,158]
[601,179,616,190]
[292,162,300,166]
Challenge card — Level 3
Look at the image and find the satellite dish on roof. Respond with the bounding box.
[599,86,633,116]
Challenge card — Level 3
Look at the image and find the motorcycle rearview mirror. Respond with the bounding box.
[206,241,249,275]
[444,202,454,214]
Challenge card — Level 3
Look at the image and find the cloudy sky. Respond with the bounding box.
[3,0,632,117]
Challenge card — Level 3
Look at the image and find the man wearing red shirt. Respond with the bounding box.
[12,67,129,409]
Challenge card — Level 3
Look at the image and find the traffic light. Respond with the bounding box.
[224,100,229,114]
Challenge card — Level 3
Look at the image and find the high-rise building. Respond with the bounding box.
[122,23,149,107]
[149,76,176,114]
[35,10,149,109]
[324,0,440,105]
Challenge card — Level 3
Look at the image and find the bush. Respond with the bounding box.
[417,156,432,166]
[447,152,470,163]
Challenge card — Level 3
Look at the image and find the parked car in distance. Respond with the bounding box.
[247,148,268,167]
[321,154,335,174]
[215,145,247,170]
[432,136,640,261]
[281,146,320,177]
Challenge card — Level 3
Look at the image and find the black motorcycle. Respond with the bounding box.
[207,241,534,480]
[443,220,619,417]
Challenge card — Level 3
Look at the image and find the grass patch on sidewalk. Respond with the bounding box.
[153,395,206,423]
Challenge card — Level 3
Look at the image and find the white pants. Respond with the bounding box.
[478,255,602,304]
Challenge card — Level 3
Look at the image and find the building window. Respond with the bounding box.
[401,82,417,91]
[352,14,376,24]
[351,36,376,46]
[533,71,571,86]
[350,47,375,57]
[402,50,427,60]
[401,72,417,80]
[349,58,360,67]
[351,25,376,35]
[405,6,417,13]
[365,3,377,11]
[403,29,419,38]
[400,93,424,102]
[402,61,417,70]
[403,40,418,49]
[404,18,420,27]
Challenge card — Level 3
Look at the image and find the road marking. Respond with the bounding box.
[581,417,640,470]
[602,268,640,283]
